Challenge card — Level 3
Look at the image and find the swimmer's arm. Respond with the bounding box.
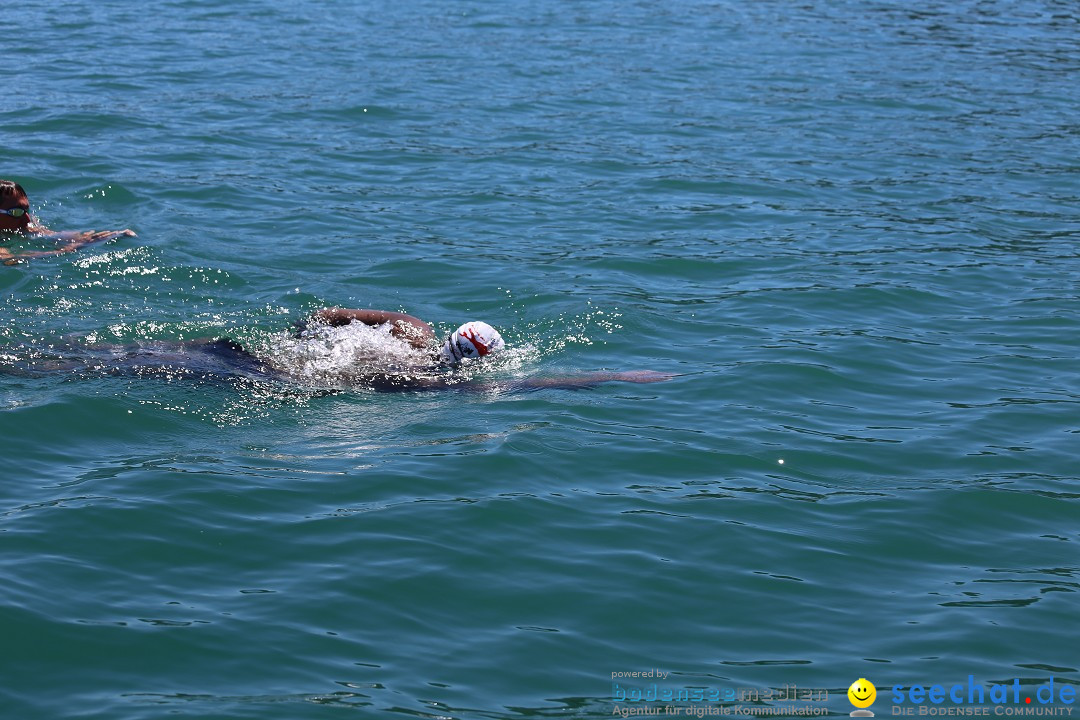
[368,370,676,394]
[498,370,677,391]
[1,245,84,265]
[3,229,136,265]
[33,229,137,243]
[312,308,436,349]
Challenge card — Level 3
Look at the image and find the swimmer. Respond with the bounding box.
[0,307,674,391]
[0,179,137,265]
[305,307,502,365]
[300,307,672,389]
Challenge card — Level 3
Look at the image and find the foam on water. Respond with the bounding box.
[259,321,435,387]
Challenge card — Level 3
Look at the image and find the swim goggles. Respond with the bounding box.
[0,208,29,217]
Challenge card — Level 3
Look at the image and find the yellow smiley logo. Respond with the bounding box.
[848,678,877,709]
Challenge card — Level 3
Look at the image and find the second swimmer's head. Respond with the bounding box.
[439,321,505,365]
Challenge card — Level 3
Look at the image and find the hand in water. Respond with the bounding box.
[57,229,137,248]
[613,370,677,383]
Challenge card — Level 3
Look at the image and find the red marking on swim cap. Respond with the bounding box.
[461,327,491,356]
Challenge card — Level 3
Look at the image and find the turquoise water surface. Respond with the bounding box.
[2,1,1079,718]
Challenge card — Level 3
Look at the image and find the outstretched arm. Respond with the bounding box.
[35,229,137,245]
[3,229,136,265]
[502,370,675,391]
[2,243,91,265]
[311,308,436,349]
[363,369,677,394]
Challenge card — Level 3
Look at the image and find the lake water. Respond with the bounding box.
[2,1,1078,718]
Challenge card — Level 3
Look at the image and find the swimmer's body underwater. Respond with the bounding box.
[2,308,673,392]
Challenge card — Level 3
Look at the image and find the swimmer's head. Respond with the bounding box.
[439,321,505,365]
[0,180,32,232]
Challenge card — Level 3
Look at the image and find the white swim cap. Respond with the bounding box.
[440,321,505,364]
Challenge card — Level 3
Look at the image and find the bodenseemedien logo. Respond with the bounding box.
[849,678,877,717]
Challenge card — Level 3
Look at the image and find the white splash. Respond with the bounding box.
[258,322,435,386]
